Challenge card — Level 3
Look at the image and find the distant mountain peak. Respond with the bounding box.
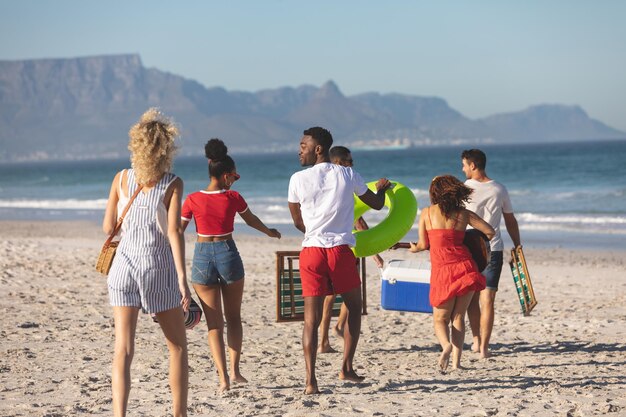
[314,80,344,99]
[524,103,587,116]
[1,53,143,67]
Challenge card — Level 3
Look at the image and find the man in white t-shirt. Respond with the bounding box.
[288,127,391,395]
[462,149,521,359]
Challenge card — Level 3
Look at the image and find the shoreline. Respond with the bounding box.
[2,138,625,164]
[1,220,625,416]
[1,218,625,252]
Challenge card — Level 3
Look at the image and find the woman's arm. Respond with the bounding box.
[239,208,281,238]
[467,209,496,241]
[166,177,190,311]
[409,208,430,253]
[102,172,121,235]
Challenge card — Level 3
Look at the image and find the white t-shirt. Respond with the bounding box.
[464,178,514,251]
[288,162,369,248]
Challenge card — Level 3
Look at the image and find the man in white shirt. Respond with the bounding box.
[462,149,521,359]
[288,127,391,395]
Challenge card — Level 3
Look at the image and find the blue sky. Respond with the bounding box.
[1,1,625,130]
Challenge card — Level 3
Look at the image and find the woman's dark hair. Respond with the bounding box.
[429,175,473,219]
[205,138,235,178]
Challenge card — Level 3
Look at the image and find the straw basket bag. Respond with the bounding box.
[96,240,120,275]
[95,186,143,275]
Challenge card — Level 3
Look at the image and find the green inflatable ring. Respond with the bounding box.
[352,181,418,258]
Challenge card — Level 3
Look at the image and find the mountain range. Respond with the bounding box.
[0,54,624,161]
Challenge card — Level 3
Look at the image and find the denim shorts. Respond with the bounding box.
[191,240,245,286]
[482,250,504,291]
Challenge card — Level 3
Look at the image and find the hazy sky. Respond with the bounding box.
[2,1,625,130]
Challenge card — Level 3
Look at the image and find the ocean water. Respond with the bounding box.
[1,140,625,250]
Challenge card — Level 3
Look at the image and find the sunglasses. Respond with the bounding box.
[230,173,241,181]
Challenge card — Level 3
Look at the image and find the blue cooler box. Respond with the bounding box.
[381,259,433,313]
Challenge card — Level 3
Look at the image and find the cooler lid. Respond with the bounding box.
[382,259,431,283]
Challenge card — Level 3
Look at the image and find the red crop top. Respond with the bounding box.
[181,190,249,236]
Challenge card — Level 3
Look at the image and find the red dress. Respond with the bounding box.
[426,209,486,307]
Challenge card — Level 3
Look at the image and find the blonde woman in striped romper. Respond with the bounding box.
[103,109,191,417]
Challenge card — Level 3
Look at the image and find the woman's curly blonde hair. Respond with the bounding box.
[128,108,179,185]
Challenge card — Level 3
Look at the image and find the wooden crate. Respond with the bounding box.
[276,250,367,322]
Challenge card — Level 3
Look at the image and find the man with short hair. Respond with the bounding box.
[288,127,391,394]
[461,149,522,359]
[318,145,384,354]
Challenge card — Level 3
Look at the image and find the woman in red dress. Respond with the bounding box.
[409,175,494,372]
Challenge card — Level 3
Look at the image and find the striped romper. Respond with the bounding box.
[107,169,181,314]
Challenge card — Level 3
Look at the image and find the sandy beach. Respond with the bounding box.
[1,220,625,416]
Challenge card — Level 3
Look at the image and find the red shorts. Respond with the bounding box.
[299,245,361,297]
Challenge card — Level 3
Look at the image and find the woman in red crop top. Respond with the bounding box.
[407,175,494,372]
[182,138,281,392]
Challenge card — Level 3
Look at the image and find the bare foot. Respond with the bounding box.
[471,338,480,353]
[438,344,452,373]
[232,373,248,384]
[339,370,365,382]
[304,383,320,395]
[219,381,230,393]
[318,343,337,354]
[480,349,492,359]
[218,372,231,392]
[333,325,344,339]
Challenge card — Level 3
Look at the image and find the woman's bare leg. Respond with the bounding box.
[450,291,475,369]
[112,306,139,417]
[194,283,230,391]
[432,300,454,372]
[155,307,189,417]
[222,278,247,383]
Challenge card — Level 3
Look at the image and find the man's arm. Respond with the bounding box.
[288,202,306,234]
[354,217,368,231]
[355,217,384,268]
[503,212,521,248]
[357,178,392,210]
